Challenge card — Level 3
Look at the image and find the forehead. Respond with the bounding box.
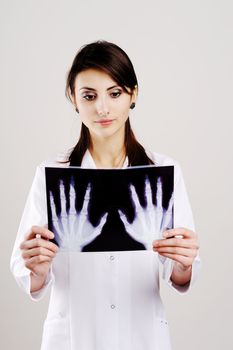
[74,68,117,90]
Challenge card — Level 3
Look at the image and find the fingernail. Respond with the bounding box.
[154,241,159,246]
[163,231,168,238]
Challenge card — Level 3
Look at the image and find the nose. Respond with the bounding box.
[96,96,109,117]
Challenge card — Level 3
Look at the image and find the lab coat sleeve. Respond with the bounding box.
[161,161,201,294]
[10,163,55,301]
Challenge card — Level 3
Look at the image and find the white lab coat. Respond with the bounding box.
[10,149,200,350]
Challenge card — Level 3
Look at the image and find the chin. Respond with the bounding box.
[96,127,122,139]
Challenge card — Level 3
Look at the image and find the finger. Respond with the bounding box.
[60,180,67,216]
[98,212,108,230]
[69,177,77,215]
[153,246,197,258]
[156,177,163,210]
[50,190,57,220]
[156,252,193,267]
[152,238,199,250]
[167,192,174,213]
[22,246,57,260]
[118,209,129,227]
[160,196,174,232]
[20,236,59,252]
[163,227,196,239]
[82,182,91,214]
[145,176,153,210]
[129,183,141,212]
[85,212,109,244]
[25,255,53,269]
[23,226,54,242]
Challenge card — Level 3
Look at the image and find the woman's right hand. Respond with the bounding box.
[20,226,59,291]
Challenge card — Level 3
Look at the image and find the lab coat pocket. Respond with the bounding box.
[153,317,172,350]
[41,314,70,350]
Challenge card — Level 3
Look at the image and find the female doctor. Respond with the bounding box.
[10,40,200,350]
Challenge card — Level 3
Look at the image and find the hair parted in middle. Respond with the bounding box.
[65,40,154,166]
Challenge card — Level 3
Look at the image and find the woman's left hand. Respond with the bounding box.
[152,227,199,268]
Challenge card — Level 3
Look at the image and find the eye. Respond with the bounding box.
[110,90,122,98]
[82,94,96,101]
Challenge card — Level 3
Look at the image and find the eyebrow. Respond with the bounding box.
[79,85,119,91]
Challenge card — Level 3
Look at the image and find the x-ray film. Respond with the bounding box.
[45,165,174,252]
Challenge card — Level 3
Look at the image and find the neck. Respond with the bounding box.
[89,131,126,169]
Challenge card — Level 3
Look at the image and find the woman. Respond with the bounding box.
[10,40,200,350]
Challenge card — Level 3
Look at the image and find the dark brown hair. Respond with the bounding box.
[65,40,154,166]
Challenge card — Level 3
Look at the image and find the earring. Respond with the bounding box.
[130,102,136,109]
[75,107,79,114]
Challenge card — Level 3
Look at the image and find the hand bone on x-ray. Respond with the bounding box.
[49,180,108,251]
[118,177,173,250]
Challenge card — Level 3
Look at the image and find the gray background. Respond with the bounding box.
[1,0,232,349]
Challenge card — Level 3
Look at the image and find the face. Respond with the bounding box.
[72,68,137,141]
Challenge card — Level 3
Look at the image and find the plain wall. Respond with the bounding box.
[1,0,232,349]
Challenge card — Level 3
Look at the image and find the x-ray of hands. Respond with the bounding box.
[118,177,173,250]
[46,165,174,253]
[49,179,108,251]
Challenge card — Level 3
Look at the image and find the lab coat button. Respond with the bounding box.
[110,255,115,260]
[111,304,116,309]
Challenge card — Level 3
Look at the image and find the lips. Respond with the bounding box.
[95,119,114,125]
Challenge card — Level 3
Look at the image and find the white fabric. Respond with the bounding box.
[10,149,200,350]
